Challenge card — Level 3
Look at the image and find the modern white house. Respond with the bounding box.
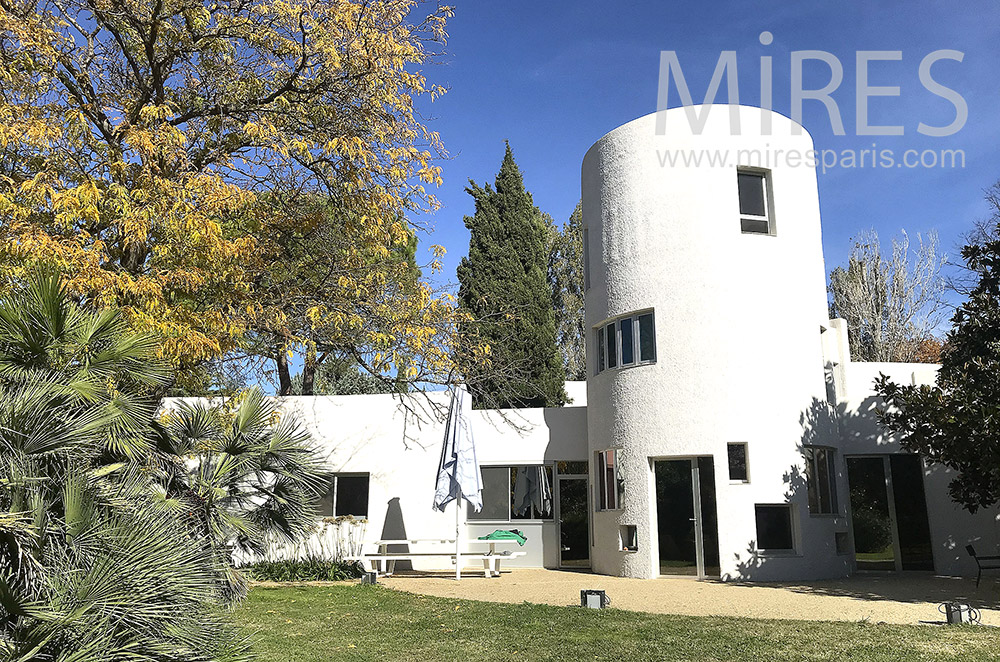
[275,105,999,582]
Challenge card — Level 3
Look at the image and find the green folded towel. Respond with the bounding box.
[478,529,527,546]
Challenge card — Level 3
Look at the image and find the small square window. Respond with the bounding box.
[727,443,748,482]
[620,525,638,552]
[755,505,795,552]
[737,171,771,234]
[320,474,370,518]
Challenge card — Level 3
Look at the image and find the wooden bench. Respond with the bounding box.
[966,545,1000,587]
[347,538,526,579]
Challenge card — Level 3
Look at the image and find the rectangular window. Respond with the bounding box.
[319,474,370,518]
[469,466,510,521]
[583,227,591,291]
[727,443,748,482]
[737,170,771,234]
[805,447,839,515]
[468,465,554,521]
[597,326,606,374]
[620,525,638,552]
[511,465,554,520]
[755,505,794,552]
[557,460,588,475]
[638,312,656,362]
[605,323,617,369]
[596,310,656,374]
[596,449,620,510]
[619,317,634,365]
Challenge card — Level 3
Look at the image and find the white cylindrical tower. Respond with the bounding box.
[582,105,847,580]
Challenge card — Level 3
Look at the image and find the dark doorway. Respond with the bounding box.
[890,455,934,571]
[654,457,720,577]
[846,455,933,572]
[558,477,590,568]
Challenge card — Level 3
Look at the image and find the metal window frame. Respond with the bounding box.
[754,503,797,553]
[595,449,621,511]
[593,309,656,376]
[844,454,912,572]
[330,472,371,518]
[804,446,839,516]
[618,316,635,366]
[737,169,773,235]
[726,442,750,483]
[605,322,617,369]
[596,326,606,375]
[467,464,555,523]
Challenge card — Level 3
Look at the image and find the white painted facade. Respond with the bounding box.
[273,385,589,572]
[582,105,841,580]
[209,105,1000,581]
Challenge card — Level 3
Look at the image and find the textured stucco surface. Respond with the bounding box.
[582,106,845,580]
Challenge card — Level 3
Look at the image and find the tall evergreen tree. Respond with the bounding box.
[548,201,587,382]
[457,144,566,409]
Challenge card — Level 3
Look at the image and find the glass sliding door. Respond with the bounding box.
[846,455,934,572]
[846,457,896,571]
[654,457,720,578]
[655,460,697,575]
[557,476,590,569]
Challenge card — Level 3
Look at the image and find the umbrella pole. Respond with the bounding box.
[455,499,461,580]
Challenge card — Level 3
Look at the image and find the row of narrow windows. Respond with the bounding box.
[594,310,656,375]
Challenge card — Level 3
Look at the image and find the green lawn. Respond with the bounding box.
[237,584,1000,662]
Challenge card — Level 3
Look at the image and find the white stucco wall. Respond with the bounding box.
[276,391,589,571]
[581,105,847,580]
[836,360,1000,577]
[156,101,997,582]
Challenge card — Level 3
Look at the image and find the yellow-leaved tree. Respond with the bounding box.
[0,0,473,391]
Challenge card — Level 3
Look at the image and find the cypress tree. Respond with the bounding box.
[457,143,567,409]
[548,201,587,381]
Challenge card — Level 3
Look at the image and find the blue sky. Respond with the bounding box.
[412,1,1000,293]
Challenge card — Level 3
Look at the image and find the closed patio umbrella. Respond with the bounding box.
[432,384,483,579]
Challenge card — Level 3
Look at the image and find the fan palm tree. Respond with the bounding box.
[152,389,330,599]
[0,273,251,661]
